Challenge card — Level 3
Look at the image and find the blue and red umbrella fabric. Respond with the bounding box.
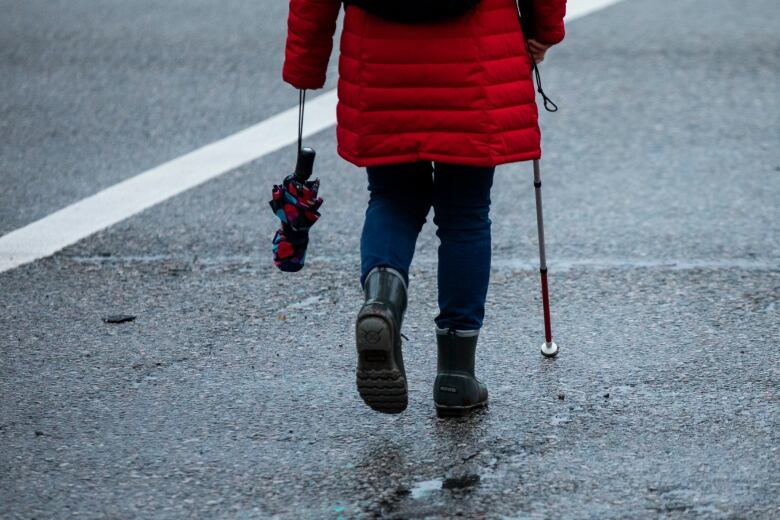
[269,146,323,272]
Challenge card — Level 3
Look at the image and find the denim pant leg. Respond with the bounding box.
[432,162,495,331]
[360,161,433,288]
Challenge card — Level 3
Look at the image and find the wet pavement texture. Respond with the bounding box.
[1,0,779,518]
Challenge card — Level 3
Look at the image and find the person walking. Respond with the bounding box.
[282,0,566,416]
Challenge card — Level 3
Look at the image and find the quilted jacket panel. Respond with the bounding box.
[283,0,566,167]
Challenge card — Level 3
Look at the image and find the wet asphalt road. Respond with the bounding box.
[1,0,779,518]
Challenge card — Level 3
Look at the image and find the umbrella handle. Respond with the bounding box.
[294,147,316,182]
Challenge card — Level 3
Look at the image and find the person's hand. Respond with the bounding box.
[527,39,553,63]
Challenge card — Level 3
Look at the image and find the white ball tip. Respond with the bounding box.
[541,341,559,358]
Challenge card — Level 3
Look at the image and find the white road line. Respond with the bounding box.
[565,0,626,20]
[0,0,627,274]
[0,91,338,273]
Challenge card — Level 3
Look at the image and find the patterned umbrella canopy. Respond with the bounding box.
[269,147,323,272]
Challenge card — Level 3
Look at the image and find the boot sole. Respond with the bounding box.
[435,401,488,418]
[355,315,407,414]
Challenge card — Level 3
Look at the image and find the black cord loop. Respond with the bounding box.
[529,53,558,112]
[514,0,559,113]
[297,89,306,153]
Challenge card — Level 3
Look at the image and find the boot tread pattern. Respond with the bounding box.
[356,315,408,414]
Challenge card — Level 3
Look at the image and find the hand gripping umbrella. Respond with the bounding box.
[269,89,323,272]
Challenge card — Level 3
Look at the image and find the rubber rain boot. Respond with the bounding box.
[355,266,408,413]
[433,328,489,417]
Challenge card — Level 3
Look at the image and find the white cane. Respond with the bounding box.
[533,159,558,358]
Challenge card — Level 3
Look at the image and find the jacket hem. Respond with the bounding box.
[336,145,541,168]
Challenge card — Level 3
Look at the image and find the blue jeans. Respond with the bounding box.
[360,161,495,331]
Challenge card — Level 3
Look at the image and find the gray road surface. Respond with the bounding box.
[1,0,779,518]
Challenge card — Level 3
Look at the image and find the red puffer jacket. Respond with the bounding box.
[283,0,566,167]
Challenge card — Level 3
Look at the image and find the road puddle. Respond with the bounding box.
[410,479,443,499]
[410,473,481,499]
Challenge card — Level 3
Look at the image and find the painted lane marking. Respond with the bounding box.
[0,91,337,273]
[0,0,628,274]
[565,0,627,20]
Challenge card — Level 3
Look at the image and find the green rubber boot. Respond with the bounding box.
[355,266,408,413]
[433,328,488,417]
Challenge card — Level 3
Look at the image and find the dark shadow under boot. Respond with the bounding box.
[355,267,408,413]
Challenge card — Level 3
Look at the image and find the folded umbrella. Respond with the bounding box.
[269,90,323,272]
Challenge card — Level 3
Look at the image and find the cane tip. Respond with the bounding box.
[540,341,559,358]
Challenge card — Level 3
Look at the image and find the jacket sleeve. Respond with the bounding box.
[528,0,566,45]
[282,0,342,90]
